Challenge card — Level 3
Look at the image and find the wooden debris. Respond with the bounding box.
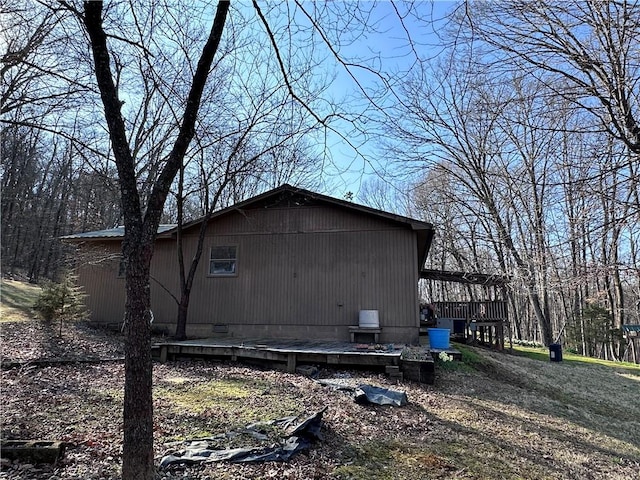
[0,440,65,464]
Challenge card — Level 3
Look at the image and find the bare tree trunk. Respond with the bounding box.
[122,245,154,479]
[83,2,230,477]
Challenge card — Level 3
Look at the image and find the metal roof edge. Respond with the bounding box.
[61,224,177,241]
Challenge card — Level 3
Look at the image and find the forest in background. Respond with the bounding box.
[2,1,639,363]
[403,1,640,362]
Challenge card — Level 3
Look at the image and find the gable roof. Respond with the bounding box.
[178,184,434,268]
[183,183,431,228]
[61,184,435,267]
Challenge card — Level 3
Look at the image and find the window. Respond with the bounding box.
[209,246,237,276]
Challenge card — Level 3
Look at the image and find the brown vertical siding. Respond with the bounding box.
[149,243,181,326]
[77,244,126,324]
[78,242,180,327]
[79,203,423,343]
[171,205,421,342]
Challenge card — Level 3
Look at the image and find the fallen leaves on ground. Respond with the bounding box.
[1,320,639,479]
[1,320,124,364]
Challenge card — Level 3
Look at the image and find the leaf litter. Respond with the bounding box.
[1,319,639,479]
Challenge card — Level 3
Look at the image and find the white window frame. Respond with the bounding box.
[208,245,238,277]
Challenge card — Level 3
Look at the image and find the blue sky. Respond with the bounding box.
[98,1,460,209]
[301,1,459,199]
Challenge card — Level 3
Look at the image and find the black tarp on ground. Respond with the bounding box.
[159,383,408,468]
[159,408,326,468]
[354,384,408,407]
[316,380,409,407]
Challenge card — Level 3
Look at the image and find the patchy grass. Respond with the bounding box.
[334,439,397,479]
[0,279,41,322]
[153,370,303,442]
[434,343,498,375]
[334,439,458,479]
[468,346,640,445]
[155,375,299,430]
[320,343,639,479]
[511,344,640,374]
[157,378,256,414]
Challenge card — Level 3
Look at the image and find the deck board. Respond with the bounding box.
[163,337,402,355]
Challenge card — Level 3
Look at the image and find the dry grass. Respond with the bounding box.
[0,279,41,322]
[420,346,640,480]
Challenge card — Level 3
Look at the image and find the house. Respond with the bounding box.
[63,184,434,344]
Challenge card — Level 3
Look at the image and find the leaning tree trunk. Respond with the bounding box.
[175,293,190,340]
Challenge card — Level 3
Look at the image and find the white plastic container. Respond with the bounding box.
[359,310,380,328]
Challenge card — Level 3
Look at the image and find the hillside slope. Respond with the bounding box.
[1,285,638,479]
[0,279,41,322]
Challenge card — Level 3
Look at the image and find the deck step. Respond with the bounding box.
[385,365,401,375]
[400,358,435,385]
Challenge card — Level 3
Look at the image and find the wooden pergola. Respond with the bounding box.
[419,269,511,349]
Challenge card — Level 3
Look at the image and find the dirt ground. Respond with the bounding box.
[1,320,639,479]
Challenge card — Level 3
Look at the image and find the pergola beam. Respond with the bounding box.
[419,269,511,286]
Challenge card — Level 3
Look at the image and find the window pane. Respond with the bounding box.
[209,246,237,276]
[211,246,236,260]
[211,260,235,275]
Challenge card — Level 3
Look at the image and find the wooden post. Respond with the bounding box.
[159,345,168,363]
[287,353,297,373]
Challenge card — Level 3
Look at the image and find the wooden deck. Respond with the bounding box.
[152,336,469,386]
[423,301,510,350]
[151,337,461,385]
[152,337,403,372]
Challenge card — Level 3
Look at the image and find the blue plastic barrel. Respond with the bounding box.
[428,328,451,349]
